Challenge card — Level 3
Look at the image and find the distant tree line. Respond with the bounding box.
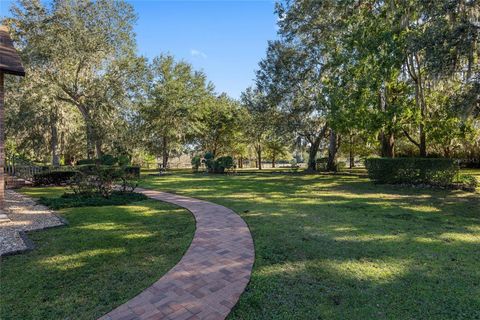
[250,0,479,171]
[2,0,479,171]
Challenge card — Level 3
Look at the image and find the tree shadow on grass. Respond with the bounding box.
[141,173,480,319]
[0,200,195,320]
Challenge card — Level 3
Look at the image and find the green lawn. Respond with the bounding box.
[0,187,194,320]
[140,170,480,320]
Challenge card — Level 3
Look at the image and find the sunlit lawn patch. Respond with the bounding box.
[141,171,480,320]
[0,187,194,319]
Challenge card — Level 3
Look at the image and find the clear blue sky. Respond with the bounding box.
[0,0,279,98]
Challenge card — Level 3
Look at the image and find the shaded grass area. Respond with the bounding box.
[141,171,480,320]
[0,187,195,320]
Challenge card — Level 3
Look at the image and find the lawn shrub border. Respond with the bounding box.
[365,158,459,187]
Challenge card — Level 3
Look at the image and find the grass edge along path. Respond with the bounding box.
[0,186,195,320]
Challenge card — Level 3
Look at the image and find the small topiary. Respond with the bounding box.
[191,155,201,172]
[204,152,216,173]
[214,156,234,173]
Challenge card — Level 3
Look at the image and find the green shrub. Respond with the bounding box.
[204,152,215,173]
[99,154,118,166]
[365,158,459,186]
[191,155,201,172]
[69,165,140,198]
[456,174,478,191]
[33,170,77,186]
[117,155,131,166]
[123,166,140,178]
[215,156,234,173]
[120,166,140,192]
[76,159,95,165]
[38,191,147,210]
[316,158,328,171]
[203,153,234,173]
[76,164,97,174]
[76,155,130,166]
[204,152,214,160]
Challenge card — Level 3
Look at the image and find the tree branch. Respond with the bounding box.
[402,127,420,147]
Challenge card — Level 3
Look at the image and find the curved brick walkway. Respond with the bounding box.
[100,188,254,320]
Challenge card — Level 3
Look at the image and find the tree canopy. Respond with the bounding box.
[2,0,479,170]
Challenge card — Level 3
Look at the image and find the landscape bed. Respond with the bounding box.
[141,171,480,320]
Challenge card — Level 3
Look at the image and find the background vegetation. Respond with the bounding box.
[2,0,479,173]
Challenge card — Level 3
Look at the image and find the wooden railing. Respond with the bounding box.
[5,157,45,181]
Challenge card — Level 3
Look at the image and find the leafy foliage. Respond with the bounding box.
[365,158,459,187]
[456,174,478,191]
[204,153,234,173]
[191,155,201,172]
[70,165,139,198]
[33,170,77,186]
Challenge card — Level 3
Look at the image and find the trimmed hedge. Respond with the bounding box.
[76,159,95,165]
[76,154,131,166]
[365,158,459,186]
[75,164,140,178]
[33,170,77,186]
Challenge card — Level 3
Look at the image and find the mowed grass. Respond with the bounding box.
[141,170,480,320]
[0,187,195,320]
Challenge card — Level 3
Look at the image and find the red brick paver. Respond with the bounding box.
[100,188,254,320]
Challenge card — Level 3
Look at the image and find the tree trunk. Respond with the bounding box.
[272,154,276,168]
[349,134,354,168]
[407,54,427,157]
[306,136,321,172]
[257,148,262,170]
[443,146,451,158]
[95,139,102,159]
[76,104,96,159]
[419,122,427,157]
[327,130,338,172]
[50,123,60,166]
[380,131,395,158]
[85,121,96,159]
[162,136,169,169]
[378,82,395,158]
